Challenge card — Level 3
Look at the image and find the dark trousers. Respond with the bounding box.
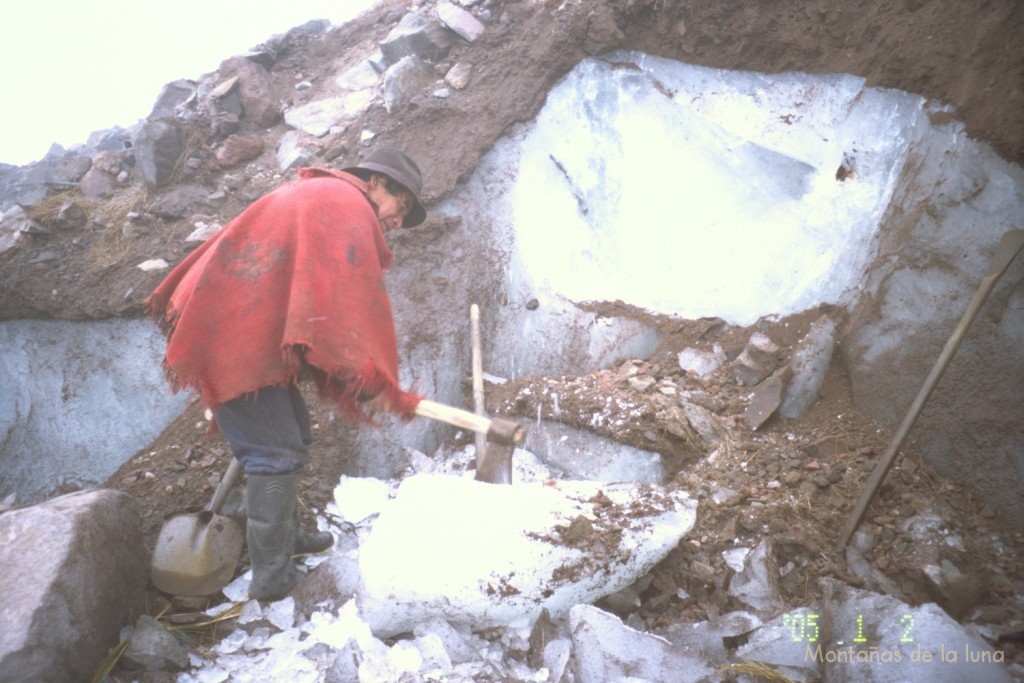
[214,385,312,475]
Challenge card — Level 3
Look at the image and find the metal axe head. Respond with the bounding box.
[474,417,525,485]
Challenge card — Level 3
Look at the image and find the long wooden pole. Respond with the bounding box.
[470,304,487,458]
[838,229,1024,551]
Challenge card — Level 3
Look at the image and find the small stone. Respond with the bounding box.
[54,201,87,230]
[721,517,738,539]
[627,375,656,391]
[738,515,759,532]
[121,615,189,672]
[215,134,265,168]
[689,560,716,582]
[186,222,221,243]
[122,220,151,241]
[445,62,473,90]
[137,259,170,272]
[28,251,59,264]
[207,190,227,207]
[437,2,486,42]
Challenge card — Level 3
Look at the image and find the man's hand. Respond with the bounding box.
[363,392,393,413]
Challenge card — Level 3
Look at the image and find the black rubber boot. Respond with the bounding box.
[294,511,334,555]
[246,473,303,601]
[225,479,334,556]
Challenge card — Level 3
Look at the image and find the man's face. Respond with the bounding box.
[366,175,413,232]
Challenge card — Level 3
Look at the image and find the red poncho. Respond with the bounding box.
[144,168,420,420]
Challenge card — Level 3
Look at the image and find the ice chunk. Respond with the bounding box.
[818,578,1013,682]
[780,314,838,419]
[328,475,392,524]
[265,596,295,631]
[526,419,664,483]
[505,52,918,325]
[570,604,716,683]
[356,474,697,637]
[678,344,728,379]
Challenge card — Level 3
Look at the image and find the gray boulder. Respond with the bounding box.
[78,164,117,198]
[148,78,197,120]
[52,153,93,184]
[0,489,148,683]
[218,56,281,127]
[382,55,437,114]
[131,120,183,189]
[379,12,454,65]
[120,614,189,673]
[730,331,781,387]
[148,183,211,219]
[436,3,487,43]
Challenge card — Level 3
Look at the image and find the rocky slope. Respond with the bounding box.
[0,0,1021,680]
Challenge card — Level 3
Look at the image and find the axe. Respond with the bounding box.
[414,399,524,484]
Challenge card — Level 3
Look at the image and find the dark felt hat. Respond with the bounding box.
[345,147,426,227]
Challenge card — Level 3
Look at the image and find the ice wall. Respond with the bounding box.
[502,51,925,325]
[0,319,187,503]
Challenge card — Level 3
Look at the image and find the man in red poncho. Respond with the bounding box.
[145,147,426,600]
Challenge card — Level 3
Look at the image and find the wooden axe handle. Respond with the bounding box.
[415,398,495,434]
[414,398,524,444]
[470,304,487,457]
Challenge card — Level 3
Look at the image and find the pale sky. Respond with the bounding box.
[0,0,380,166]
